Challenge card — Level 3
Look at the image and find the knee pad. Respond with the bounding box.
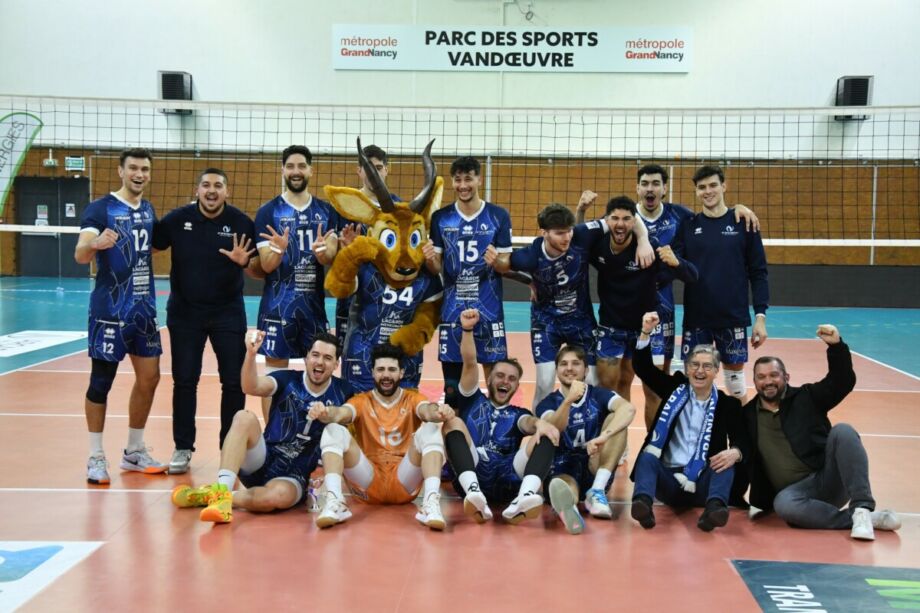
[86,358,118,404]
[723,369,747,398]
[413,421,444,457]
[320,422,351,457]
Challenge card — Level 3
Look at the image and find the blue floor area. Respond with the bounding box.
[2,276,919,377]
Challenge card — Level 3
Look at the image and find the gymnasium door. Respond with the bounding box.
[14,177,90,277]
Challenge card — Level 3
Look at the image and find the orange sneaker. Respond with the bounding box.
[199,484,233,523]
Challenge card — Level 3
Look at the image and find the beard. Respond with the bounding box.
[285,175,308,193]
[374,377,399,397]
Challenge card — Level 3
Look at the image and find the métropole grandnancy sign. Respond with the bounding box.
[332,25,691,73]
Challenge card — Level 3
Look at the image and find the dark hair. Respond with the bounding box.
[282,145,313,166]
[753,355,787,375]
[555,344,587,367]
[119,147,152,166]
[692,165,725,185]
[371,343,405,369]
[310,332,342,359]
[537,203,575,230]
[605,195,637,216]
[493,357,524,378]
[362,144,389,166]
[637,164,669,184]
[450,156,481,176]
[197,167,228,185]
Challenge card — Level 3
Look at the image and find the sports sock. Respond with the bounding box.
[523,436,555,481]
[458,471,479,494]
[324,473,343,499]
[217,469,237,490]
[89,432,104,457]
[423,476,441,499]
[126,427,145,452]
[592,468,612,492]
[518,474,542,497]
[445,430,476,475]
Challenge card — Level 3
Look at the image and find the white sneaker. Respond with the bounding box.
[315,493,352,529]
[871,509,901,532]
[86,455,110,485]
[851,507,875,540]
[168,449,192,474]
[549,478,584,535]
[584,488,613,519]
[463,488,493,524]
[121,448,168,474]
[502,491,543,524]
[416,492,446,530]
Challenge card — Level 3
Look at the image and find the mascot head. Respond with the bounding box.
[324,138,443,289]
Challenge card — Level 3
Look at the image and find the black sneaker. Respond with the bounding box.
[631,495,656,529]
[698,499,729,532]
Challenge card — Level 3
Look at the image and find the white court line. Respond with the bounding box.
[850,349,920,382]
[0,347,85,377]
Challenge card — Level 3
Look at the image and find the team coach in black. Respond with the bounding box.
[154,168,259,474]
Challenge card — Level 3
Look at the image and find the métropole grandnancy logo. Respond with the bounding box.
[339,34,399,60]
[0,112,43,217]
[624,37,686,62]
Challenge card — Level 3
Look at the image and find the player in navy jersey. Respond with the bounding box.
[74,148,166,485]
[440,309,560,524]
[334,144,402,350]
[423,156,512,406]
[254,145,343,420]
[495,203,607,407]
[672,165,769,400]
[341,261,443,392]
[590,196,698,408]
[171,332,352,523]
[632,164,760,428]
[535,345,636,534]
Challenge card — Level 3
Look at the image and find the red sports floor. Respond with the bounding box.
[1,332,918,611]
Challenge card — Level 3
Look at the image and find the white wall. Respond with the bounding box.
[1,0,918,108]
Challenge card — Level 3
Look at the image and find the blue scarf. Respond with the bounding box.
[643,382,718,493]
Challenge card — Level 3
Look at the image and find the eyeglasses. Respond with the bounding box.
[687,361,716,372]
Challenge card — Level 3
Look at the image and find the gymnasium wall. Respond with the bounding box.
[1,0,919,109]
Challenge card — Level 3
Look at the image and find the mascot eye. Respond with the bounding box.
[380,229,398,250]
[409,230,422,248]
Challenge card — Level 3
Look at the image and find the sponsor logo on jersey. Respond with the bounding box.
[183,221,193,231]
[723,225,739,236]
[462,224,473,235]
[104,327,116,339]
[480,223,488,231]
[694,227,703,235]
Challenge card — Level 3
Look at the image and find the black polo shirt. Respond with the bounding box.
[154,202,255,318]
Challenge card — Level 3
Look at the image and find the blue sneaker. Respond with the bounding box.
[585,488,613,519]
[549,478,584,535]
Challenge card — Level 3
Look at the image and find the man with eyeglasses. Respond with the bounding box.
[629,312,748,532]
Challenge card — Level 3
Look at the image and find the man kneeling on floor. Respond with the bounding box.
[742,324,900,540]
[630,312,746,532]
[172,331,352,522]
[313,344,455,530]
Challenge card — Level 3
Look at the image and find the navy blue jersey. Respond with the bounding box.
[456,388,530,457]
[536,385,617,455]
[590,235,697,330]
[640,203,694,318]
[430,201,512,324]
[673,209,769,328]
[510,220,606,326]
[345,263,443,353]
[254,195,343,318]
[263,371,353,446]
[80,193,157,319]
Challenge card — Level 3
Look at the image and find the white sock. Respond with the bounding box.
[217,469,237,490]
[519,474,542,496]
[423,477,441,499]
[458,470,479,494]
[324,473,343,499]
[592,468,613,492]
[126,427,145,452]
[89,432,104,457]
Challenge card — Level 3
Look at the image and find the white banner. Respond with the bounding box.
[0,112,43,216]
[333,25,691,73]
